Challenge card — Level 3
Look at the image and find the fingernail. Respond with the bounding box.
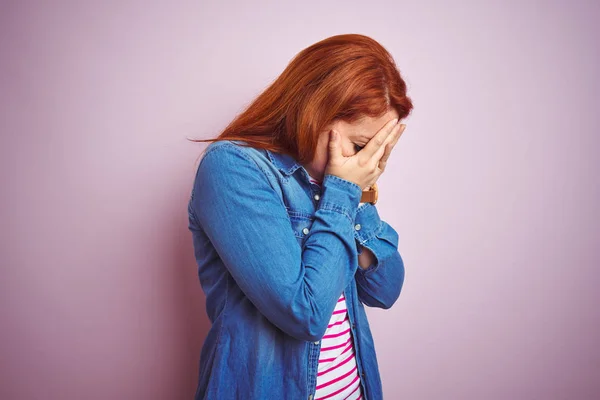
[391,118,398,125]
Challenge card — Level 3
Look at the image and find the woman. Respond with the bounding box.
[187,33,413,399]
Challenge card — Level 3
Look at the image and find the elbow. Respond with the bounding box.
[258,287,339,343]
[384,254,405,308]
[302,330,325,343]
[375,283,403,309]
[279,304,331,343]
[380,289,401,309]
[283,320,328,343]
[371,286,401,310]
[371,253,405,309]
[298,312,331,342]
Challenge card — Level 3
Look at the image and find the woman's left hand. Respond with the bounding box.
[376,124,406,172]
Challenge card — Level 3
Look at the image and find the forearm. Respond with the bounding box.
[356,189,375,270]
[353,203,405,308]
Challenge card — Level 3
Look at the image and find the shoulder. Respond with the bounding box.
[191,140,284,205]
[202,140,267,167]
[195,140,275,188]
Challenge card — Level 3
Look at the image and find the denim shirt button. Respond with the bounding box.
[308,395,313,400]
[302,227,310,235]
[313,341,319,344]
[354,224,361,231]
[313,193,320,201]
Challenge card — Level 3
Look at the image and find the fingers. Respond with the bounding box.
[376,124,406,171]
[379,124,406,163]
[327,129,341,163]
[361,118,399,160]
[377,144,391,171]
[374,122,402,160]
[391,124,406,147]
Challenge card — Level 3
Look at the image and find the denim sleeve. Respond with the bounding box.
[188,143,363,342]
[353,203,405,309]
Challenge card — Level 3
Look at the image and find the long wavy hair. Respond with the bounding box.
[188,34,414,164]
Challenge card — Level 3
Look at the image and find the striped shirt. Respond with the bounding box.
[308,174,363,400]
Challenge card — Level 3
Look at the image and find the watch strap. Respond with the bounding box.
[360,183,378,204]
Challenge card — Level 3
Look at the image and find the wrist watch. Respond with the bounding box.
[360,182,378,205]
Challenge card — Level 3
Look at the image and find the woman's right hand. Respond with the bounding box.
[324,118,406,190]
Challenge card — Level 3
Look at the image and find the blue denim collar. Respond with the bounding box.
[265,149,303,176]
[228,139,304,177]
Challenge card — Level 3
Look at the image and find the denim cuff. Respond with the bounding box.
[318,174,363,222]
[353,202,382,243]
[353,203,384,273]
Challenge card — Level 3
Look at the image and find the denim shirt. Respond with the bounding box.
[187,139,405,399]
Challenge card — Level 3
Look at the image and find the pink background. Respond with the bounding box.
[1,1,599,399]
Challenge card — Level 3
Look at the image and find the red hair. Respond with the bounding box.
[188,33,413,163]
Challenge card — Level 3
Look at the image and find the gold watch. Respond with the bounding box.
[360,183,378,205]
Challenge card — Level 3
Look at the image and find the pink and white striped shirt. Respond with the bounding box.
[308,174,363,400]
